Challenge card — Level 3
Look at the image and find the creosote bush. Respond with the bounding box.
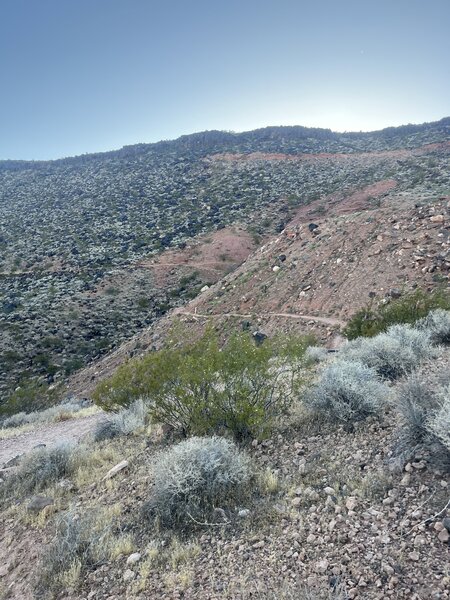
[304,346,329,365]
[344,288,450,340]
[304,360,388,422]
[93,329,311,441]
[340,324,434,380]
[142,436,253,529]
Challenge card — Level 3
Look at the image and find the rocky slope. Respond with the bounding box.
[0,121,449,410]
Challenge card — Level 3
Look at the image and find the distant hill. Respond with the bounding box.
[0,118,449,412]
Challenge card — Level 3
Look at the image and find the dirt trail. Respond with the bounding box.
[0,413,105,468]
[177,310,344,327]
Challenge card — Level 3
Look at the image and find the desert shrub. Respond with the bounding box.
[142,436,253,529]
[0,444,74,504]
[93,399,147,442]
[93,330,309,441]
[344,288,450,339]
[340,324,434,380]
[426,390,450,454]
[304,360,388,422]
[304,346,329,364]
[416,309,450,345]
[393,375,440,450]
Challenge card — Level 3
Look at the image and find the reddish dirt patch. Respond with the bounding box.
[137,226,255,287]
[292,179,398,222]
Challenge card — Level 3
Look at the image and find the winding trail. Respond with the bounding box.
[0,412,105,468]
[177,310,345,327]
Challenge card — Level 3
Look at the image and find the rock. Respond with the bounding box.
[442,517,450,532]
[389,288,402,299]
[345,497,358,511]
[430,215,445,223]
[278,254,287,262]
[252,331,267,346]
[323,486,335,496]
[408,551,420,561]
[123,569,135,582]
[27,496,54,512]
[126,552,142,565]
[3,454,22,468]
[438,529,449,543]
[272,265,280,273]
[308,223,319,232]
[103,460,129,480]
[315,558,329,573]
[291,497,302,507]
[200,285,210,292]
[238,509,250,518]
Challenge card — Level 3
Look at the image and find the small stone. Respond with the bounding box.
[438,529,449,543]
[291,497,302,507]
[323,487,335,496]
[200,285,210,292]
[272,265,280,273]
[126,553,141,565]
[103,460,129,480]
[238,509,250,518]
[306,534,316,544]
[27,496,54,512]
[346,497,358,511]
[123,569,135,582]
[408,551,420,561]
[315,559,329,573]
[442,517,450,532]
[430,215,445,223]
[348,588,358,599]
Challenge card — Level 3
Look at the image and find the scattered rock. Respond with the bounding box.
[27,496,54,512]
[103,460,129,480]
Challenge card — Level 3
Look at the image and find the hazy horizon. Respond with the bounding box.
[1,0,449,160]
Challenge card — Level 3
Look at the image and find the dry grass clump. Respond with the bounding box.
[0,445,74,505]
[303,360,388,423]
[93,399,147,442]
[142,436,253,529]
[36,506,131,597]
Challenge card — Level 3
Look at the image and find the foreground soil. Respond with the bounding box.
[1,351,449,600]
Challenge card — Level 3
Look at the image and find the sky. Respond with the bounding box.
[0,0,449,160]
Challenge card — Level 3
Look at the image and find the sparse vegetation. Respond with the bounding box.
[344,288,450,339]
[142,436,253,529]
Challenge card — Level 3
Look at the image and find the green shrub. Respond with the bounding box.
[304,360,388,422]
[93,330,310,441]
[142,436,253,529]
[344,288,450,340]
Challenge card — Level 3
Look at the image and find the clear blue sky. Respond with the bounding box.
[1,0,449,160]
